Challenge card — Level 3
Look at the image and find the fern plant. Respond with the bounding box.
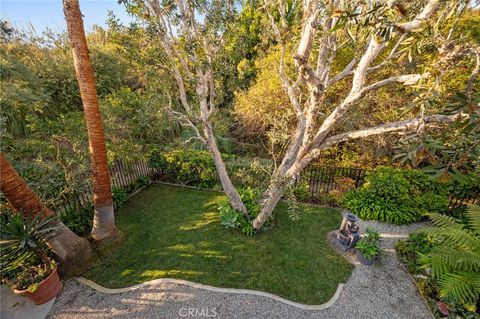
[419,205,480,304]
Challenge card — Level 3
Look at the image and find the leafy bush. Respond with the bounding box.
[343,167,451,224]
[218,200,240,228]
[150,149,223,188]
[288,180,311,203]
[238,187,261,217]
[112,188,129,208]
[59,204,94,236]
[396,231,433,273]
[218,198,254,236]
[356,227,381,259]
[126,176,152,194]
[217,187,264,236]
[150,149,272,191]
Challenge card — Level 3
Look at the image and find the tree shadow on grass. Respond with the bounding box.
[85,184,353,304]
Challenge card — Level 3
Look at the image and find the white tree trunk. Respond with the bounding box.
[203,122,248,215]
[251,0,448,230]
[252,174,294,229]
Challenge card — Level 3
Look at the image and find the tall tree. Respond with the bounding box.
[124,0,476,231]
[0,153,91,273]
[122,0,249,216]
[63,0,119,240]
[251,0,477,229]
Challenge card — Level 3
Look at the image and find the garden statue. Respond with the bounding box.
[337,212,360,251]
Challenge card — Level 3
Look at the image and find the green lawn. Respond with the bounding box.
[85,184,353,304]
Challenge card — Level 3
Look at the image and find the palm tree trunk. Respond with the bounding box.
[0,154,91,274]
[63,0,119,240]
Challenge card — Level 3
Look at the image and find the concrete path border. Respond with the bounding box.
[76,277,344,311]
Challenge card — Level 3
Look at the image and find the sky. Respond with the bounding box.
[0,0,134,34]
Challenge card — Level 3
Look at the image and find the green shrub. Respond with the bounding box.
[356,227,381,259]
[218,199,240,228]
[403,170,451,215]
[59,204,94,236]
[112,188,129,208]
[343,167,451,224]
[397,206,480,316]
[396,231,434,273]
[238,187,261,217]
[217,187,265,235]
[150,149,222,188]
[218,197,254,236]
[150,149,274,191]
[288,180,311,203]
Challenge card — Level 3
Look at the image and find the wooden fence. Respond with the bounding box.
[52,159,155,215]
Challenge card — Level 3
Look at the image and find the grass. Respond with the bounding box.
[85,184,353,304]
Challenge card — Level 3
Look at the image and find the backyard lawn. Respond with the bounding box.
[85,184,353,304]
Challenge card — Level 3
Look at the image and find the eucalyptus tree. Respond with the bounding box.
[63,0,120,240]
[122,0,478,230]
[251,0,479,229]
[121,0,249,216]
[0,153,91,272]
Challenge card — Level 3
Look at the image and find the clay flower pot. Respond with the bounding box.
[13,267,63,305]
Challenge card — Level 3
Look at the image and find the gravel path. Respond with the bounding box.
[47,214,433,319]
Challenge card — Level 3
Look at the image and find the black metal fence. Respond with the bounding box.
[301,165,371,194]
[50,158,479,215]
[300,164,479,208]
[448,188,480,208]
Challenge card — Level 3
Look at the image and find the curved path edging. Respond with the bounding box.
[76,277,344,311]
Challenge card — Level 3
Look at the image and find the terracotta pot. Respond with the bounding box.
[13,267,63,305]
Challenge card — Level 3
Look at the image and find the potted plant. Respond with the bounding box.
[355,227,381,266]
[1,212,63,305]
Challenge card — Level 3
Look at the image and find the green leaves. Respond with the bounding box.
[394,92,480,182]
[356,227,381,259]
[419,206,480,303]
[342,167,448,224]
[0,212,59,273]
[217,187,262,236]
[218,199,239,228]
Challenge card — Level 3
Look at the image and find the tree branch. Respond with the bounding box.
[466,48,480,102]
[170,109,207,145]
[307,37,385,149]
[317,113,466,151]
[396,0,440,32]
[359,73,422,95]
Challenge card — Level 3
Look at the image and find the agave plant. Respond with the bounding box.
[419,205,480,304]
[0,211,59,275]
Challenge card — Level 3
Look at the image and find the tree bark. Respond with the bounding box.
[203,122,248,215]
[252,173,294,230]
[0,154,91,274]
[63,0,119,241]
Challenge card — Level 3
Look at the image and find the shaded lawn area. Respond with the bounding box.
[85,184,353,304]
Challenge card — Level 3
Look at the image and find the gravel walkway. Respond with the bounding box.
[47,214,433,319]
